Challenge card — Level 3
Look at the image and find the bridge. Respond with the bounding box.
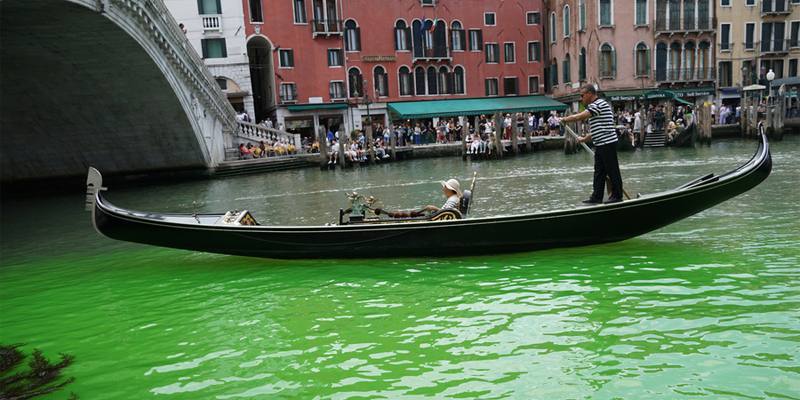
[0,0,296,183]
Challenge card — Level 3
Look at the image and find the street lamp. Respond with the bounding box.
[767,69,775,101]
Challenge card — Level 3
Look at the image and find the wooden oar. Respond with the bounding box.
[563,124,632,200]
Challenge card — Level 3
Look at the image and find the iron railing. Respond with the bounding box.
[655,67,715,82]
[311,19,342,36]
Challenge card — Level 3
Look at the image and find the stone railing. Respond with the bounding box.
[236,121,303,152]
[93,0,239,134]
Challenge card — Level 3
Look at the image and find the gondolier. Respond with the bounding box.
[560,84,624,204]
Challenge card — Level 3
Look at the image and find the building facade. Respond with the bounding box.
[716,0,800,103]
[546,0,715,109]
[164,0,253,114]
[240,0,546,138]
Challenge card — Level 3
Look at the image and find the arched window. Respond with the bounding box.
[551,58,559,86]
[550,12,557,43]
[563,5,570,37]
[698,41,710,79]
[348,67,363,97]
[395,20,410,51]
[668,0,680,30]
[599,43,615,78]
[656,42,668,81]
[412,20,424,58]
[563,53,571,83]
[439,66,450,94]
[374,66,388,97]
[399,66,413,96]
[415,66,426,95]
[669,41,682,80]
[578,0,586,30]
[636,42,650,77]
[454,66,465,94]
[427,66,438,95]
[683,0,696,30]
[345,20,360,51]
[579,47,586,81]
[433,20,447,57]
[683,41,695,80]
[424,20,434,53]
[451,21,465,51]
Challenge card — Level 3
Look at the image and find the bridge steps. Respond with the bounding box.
[643,130,667,148]
[213,156,316,177]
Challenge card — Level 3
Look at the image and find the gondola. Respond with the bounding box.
[86,134,771,259]
[668,123,698,147]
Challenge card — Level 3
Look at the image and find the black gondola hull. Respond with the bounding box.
[90,135,772,259]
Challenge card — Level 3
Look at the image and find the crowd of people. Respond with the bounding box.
[237,139,297,159]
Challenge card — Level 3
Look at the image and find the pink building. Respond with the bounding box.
[242,0,546,138]
[545,0,715,110]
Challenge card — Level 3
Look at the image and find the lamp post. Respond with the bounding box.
[360,79,376,163]
[767,69,776,101]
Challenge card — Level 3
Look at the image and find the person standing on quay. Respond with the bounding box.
[559,84,624,204]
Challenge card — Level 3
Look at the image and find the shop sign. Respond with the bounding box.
[362,55,396,62]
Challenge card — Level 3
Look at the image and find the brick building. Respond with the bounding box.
[545,0,715,111]
[242,0,546,138]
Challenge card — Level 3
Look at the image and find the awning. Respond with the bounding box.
[286,103,348,112]
[604,87,714,101]
[770,76,800,87]
[387,95,567,119]
[605,89,647,102]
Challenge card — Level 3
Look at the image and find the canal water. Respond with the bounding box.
[1,137,798,399]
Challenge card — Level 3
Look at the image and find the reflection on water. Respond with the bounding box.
[1,137,799,398]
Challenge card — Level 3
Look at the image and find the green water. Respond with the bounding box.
[1,137,798,399]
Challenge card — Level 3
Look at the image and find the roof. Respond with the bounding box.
[286,103,348,112]
[387,95,568,119]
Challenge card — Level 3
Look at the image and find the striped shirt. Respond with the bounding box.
[586,98,617,146]
[442,195,460,210]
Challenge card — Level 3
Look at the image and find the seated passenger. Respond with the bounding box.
[376,179,462,218]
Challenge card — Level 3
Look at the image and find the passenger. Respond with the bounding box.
[375,178,462,218]
[423,179,462,213]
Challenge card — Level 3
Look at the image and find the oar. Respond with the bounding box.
[563,124,632,200]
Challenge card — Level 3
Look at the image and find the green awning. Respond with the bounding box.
[387,95,567,119]
[286,103,348,112]
[604,87,714,102]
[673,87,715,97]
[605,89,647,101]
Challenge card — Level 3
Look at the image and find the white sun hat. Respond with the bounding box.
[440,179,462,196]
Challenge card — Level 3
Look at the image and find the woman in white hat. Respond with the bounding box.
[424,178,462,212]
[375,178,462,218]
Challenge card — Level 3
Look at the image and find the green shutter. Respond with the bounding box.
[201,39,208,58]
[611,49,617,77]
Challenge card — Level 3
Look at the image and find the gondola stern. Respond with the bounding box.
[85,167,112,239]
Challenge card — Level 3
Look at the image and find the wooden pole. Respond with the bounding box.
[338,136,346,168]
[511,113,519,155]
[366,123,375,164]
[524,113,532,152]
[317,126,328,169]
[389,126,397,161]
[493,111,503,158]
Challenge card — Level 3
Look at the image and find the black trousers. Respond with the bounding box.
[591,143,624,201]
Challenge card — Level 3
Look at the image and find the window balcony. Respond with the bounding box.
[760,39,791,54]
[279,91,298,104]
[655,67,715,82]
[312,19,342,37]
[413,47,451,62]
[762,1,791,16]
[653,18,714,35]
[202,15,222,33]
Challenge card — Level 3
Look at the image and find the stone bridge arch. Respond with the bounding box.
[1,0,238,183]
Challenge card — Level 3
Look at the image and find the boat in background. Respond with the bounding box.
[86,134,771,259]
